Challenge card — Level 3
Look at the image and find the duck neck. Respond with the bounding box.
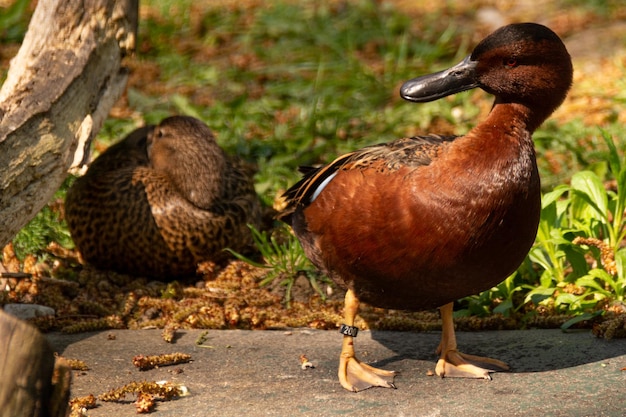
[464,100,539,168]
[490,97,554,134]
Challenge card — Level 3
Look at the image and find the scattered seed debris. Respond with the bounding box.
[162,324,179,343]
[573,236,617,276]
[592,312,626,340]
[3,245,623,340]
[132,353,192,371]
[69,394,97,417]
[61,315,125,334]
[64,357,89,371]
[98,380,187,413]
[299,354,315,370]
[135,392,155,413]
[98,380,187,401]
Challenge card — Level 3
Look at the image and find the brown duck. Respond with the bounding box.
[280,23,573,391]
[65,116,262,279]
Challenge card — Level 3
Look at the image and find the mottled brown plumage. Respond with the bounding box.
[65,116,262,279]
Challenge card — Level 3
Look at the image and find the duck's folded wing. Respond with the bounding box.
[280,134,457,219]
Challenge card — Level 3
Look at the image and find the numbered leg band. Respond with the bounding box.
[339,324,359,337]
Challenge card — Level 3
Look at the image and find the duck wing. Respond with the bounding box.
[280,134,457,219]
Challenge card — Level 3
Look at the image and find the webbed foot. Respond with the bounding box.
[435,303,509,379]
[435,349,509,379]
[339,355,397,392]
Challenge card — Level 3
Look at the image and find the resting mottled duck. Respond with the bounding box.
[65,115,263,280]
[280,23,573,391]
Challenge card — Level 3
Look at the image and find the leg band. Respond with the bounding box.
[339,324,359,337]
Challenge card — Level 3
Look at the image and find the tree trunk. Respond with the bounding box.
[0,0,138,414]
[0,0,138,246]
[0,310,71,417]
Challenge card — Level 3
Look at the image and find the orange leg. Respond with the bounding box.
[435,302,509,379]
[338,289,397,392]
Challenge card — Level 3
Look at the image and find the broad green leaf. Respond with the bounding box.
[539,203,558,229]
[562,245,591,279]
[528,249,555,272]
[570,171,608,221]
[561,311,604,331]
[588,268,615,281]
[493,299,513,316]
[542,261,562,285]
[576,274,611,296]
[554,292,578,306]
[453,309,470,318]
[541,185,569,209]
[588,268,622,294]
[555,198,570,219]
[524,286,555,305]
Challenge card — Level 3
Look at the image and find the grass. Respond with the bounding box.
[0,0,30,44]
[10,177,75,261]
[2,0,626,324]
[225,224,327,307]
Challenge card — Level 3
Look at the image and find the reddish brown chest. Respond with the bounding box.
[300,133,540,310]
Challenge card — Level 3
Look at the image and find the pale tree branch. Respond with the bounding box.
[0,0,138,246]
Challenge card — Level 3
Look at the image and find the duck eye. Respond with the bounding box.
[505,58,518,68]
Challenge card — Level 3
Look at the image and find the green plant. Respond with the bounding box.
[525,131,626,314]
[226,224,326,306]
[0,0,30,44]
[455,273,522,318]
[10,178,75,262]
[461,131,626,320]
